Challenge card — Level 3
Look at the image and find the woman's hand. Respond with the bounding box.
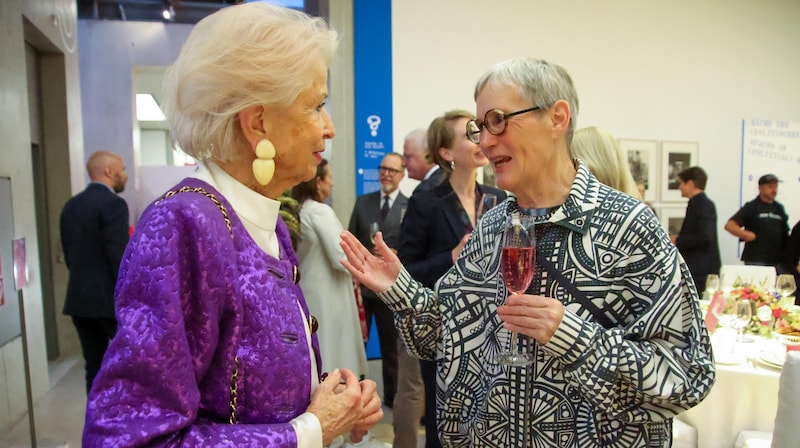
[348,379,383,442]
[306,368,365,446]
[496,294,565,344]
[340,230,401,294]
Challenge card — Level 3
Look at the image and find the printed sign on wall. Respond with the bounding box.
[740,119,800,224]
[353,0,392,196]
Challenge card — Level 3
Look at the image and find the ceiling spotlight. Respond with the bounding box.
[162,5,175,21]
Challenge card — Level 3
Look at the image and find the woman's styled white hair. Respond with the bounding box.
[162,2,339,161]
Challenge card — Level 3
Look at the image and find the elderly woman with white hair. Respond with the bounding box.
[83,3,382,447]
[341,57,714,447]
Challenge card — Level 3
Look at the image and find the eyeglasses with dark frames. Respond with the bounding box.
[378,166,403,175]
[466,106,541,144]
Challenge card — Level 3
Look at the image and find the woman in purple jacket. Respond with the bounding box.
[82,3,382,447]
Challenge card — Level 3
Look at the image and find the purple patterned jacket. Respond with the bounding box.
[83,178,321,447]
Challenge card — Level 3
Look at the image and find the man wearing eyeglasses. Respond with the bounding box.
[347,152,408,410]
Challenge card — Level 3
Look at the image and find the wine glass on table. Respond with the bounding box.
[734,299,753,343]
[776,274,797,301]
[498,213,535,367]
[705,274,720,301]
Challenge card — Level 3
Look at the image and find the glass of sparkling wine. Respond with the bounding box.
[498,213,535,366]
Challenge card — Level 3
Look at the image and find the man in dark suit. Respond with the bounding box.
[402,128,445,195]
[672,166,721,293]
[60,150,130,392]
[347,152,408,408]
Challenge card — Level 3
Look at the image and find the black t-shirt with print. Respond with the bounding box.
[730,196,789,265]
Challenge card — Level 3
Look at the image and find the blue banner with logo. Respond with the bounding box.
[353,0,392,196]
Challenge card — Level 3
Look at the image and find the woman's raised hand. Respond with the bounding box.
[340,230,401,294]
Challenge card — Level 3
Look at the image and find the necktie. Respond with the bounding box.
[380,195,390,222]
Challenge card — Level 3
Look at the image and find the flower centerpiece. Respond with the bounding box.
[721,279,789,336]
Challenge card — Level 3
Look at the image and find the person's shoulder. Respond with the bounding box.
[148,178,227,216]
[354,190,379,205]
[416,182,450,202]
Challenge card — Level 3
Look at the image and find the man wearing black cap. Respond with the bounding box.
[724,174,789,266]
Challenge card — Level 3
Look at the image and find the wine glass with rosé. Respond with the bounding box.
[498,213,536,366]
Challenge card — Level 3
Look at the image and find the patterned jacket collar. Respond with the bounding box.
[508,161,598,236]
[548,161,598,235]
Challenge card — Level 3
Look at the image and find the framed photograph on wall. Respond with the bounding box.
[658,206,686,237]
[660,141,699,202]
[620,139,659,202]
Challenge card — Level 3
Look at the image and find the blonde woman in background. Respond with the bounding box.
[571,126,640,197]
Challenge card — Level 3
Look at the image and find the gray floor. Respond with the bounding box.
[0,358,424,447]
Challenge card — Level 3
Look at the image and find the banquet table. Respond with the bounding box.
[677,331,783,448]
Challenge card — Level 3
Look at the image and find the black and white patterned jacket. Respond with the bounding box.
[380,163,715,447]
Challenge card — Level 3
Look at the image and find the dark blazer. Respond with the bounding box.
[675,192,721,286]
[399,181,506,288]
[348,190,409,254]
[413,167,446,194]
[60,183,130,318]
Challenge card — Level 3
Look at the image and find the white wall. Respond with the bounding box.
[79,20,194,221]
[392,0,800,266]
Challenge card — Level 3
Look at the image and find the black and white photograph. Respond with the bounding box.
[658,206,686,237]
[660,141,699,202]
[620,139,659,202]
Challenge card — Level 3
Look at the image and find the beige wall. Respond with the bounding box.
[0,0,83,432]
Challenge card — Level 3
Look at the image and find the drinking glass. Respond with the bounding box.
[477,193,498,220]
[705,274,720,298]
[369,222,379,245]
[776,274,797,299]
[498,214,535,366]
[734,299,753,343]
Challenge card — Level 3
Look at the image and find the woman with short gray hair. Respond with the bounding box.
[342,57,713,447]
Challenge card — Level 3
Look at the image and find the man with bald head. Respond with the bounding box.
[60,150,130,392]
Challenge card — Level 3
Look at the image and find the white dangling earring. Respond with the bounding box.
[252,138,276,185]
[449,160,455,171]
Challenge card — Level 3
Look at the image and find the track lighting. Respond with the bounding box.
[162,5,175,21]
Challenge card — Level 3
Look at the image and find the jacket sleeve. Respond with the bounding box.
[310,202,350,274]
[83,202,300,447]
[398,193,454,288]
[101,195,130,282]
[545,208,715,422]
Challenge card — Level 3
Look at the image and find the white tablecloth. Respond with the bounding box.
[677,332,782,448]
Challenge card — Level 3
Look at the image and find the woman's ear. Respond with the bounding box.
[550,99,571,138]
[238,105,266,151]
[438,146,452,162]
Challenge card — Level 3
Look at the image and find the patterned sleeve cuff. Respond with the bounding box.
[543,309,598,368]
[378,267,417,312]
